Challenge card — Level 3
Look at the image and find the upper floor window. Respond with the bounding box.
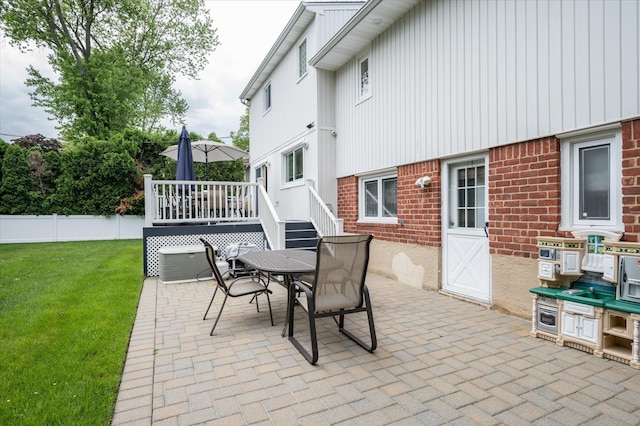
[560,125,622,231]
[298,39,307,78]
[284,146,304,183]
[359,172,397,223]
[358,55,370,101]
[264,82,271,112]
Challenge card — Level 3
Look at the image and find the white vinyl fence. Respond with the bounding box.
[0,215,144,244]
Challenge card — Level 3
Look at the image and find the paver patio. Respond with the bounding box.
[112,273,640,425]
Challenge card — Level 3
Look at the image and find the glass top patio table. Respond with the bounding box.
[239,249,316,336]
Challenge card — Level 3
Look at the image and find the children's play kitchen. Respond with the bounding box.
[530,231,640,369]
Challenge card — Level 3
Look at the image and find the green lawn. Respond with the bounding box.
[0,240,143,425]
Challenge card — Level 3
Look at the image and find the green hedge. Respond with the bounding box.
[0,130,246,216]
[0,131,169,216]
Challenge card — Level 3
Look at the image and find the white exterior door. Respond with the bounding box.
[442,156,491,303]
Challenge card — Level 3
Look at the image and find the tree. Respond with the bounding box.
[109,127,175,179]
[0,140,7,184]
[27,149,58,199]
[0,0,218,138]
[132,72,189,132]
[0,145,33,214]
[49,139,141,215]
[11,134,61,152]
[230,107,249,152]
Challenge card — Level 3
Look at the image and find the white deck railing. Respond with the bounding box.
[308,184,343,237]
[144,175,258,226]
[143,175,341,250]
[256,182,286,250]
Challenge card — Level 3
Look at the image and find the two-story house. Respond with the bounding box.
[242,0,640,318]
[240,1,364,220]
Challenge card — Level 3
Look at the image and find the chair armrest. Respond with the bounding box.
[227,275,258,289]
[291,280,313,297]
[295,274,314,287]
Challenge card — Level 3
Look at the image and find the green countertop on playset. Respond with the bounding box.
[605,299,640,315]
[530,286,640,314]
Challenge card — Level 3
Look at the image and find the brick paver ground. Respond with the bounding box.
[112,274,640,425]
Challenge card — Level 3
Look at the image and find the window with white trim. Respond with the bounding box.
[284,146,304,183]
[255,163,268,191]
[264,82,271,112]
[560,126,622,231]
[358,55,370,101]
[359,173,397,222]
[298,39,307,78]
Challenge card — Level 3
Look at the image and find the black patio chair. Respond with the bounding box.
[288,234,377,364]
[200,238,273,336]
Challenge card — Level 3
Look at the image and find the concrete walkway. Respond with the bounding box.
[112,274,640,425]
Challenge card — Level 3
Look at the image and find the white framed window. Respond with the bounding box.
[358,54,371,101]
[359,172,397,223]
[264,82,271,112]
[284,146,304,183]
[559,124,622,232]
[298,38,307,79]
[449,160,486,229]
[255,163,268,191]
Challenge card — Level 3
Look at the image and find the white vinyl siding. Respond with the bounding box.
[244,4,361,221]
[333,0,640,178]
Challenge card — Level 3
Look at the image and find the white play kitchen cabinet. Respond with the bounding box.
[561,301,600,345]
[536,237,585,282]
[530,235,640,369]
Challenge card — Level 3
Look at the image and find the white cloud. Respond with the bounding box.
[0,42,58,140]
[0,0,299,141]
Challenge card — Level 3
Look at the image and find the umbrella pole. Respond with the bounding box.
[205,152,209,181]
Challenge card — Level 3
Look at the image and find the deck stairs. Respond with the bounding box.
[285,221,318,250]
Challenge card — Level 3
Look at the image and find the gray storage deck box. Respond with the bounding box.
[158,245,212,284]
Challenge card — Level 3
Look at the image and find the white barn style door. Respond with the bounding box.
[442,156,491,303]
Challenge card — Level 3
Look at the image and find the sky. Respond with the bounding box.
[0,0,301,142]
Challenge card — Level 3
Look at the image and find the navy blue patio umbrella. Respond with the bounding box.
[176,125,196,182]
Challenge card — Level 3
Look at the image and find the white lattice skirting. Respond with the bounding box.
[143,224,265,276]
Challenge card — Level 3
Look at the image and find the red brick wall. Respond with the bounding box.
[622,119,640,242]
[488,137,569,258]
[337,117,640,256]
[337,175,358,227]
[337,160,441,246]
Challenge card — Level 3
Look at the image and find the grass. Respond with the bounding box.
[0,240,143,425]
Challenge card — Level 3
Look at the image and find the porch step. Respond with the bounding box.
[285,221,318,250]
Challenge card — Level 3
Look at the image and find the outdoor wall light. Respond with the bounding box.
[415,176,432,190]
[306,121,315,129]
